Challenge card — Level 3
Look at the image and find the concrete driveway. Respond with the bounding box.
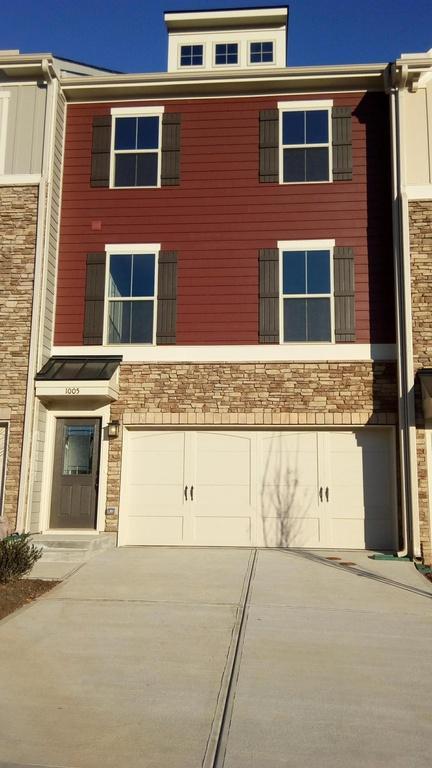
[0,548,431,768]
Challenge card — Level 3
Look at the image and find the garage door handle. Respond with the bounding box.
[184,485,188,501]
[190,485,194,501]
[325,487,329,502]
[319,486,323,502]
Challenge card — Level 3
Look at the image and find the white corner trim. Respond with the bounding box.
[0,173,42,186]
[405,184,432,201]
[110,105,165,116]
[51,343,397,363]
[278,239,335,250]
[277,99,334,110]
[105,243,161,253]
[0,92,10,174]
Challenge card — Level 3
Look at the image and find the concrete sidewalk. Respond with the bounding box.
[224,549,432,768]
[0,547,251,768]
[0,547,431,768]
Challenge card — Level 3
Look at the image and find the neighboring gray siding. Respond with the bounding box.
[2,84,47,174]
[31,89,66,530]
[29,401,47,533]
[42,89,66,361]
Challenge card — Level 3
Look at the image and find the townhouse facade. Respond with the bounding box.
[2,7,431,563]
[0,51,112,538]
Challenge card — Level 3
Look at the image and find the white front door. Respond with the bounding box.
[119,427,397,549]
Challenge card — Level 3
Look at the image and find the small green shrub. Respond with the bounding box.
[0,533,43,584]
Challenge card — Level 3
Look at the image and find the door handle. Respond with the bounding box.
[319,486,323,502]
[184,485,188,501]
[325,487,329,502]
[190,485,194,501]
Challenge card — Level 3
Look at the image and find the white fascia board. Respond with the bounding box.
[405,184,432,200]
[60,64,387,94]
[164,8,288,29]
[52,344,396,363]
[0,174,41,186]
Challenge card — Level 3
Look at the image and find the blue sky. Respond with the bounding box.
[1,0,431,73]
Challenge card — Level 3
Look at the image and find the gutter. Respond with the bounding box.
[388,67,421,558]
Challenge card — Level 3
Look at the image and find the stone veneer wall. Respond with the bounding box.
[410,200,432,564]
[0,185,38,529]
[105,360,398,531]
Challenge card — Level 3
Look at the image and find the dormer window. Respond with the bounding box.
[180,45,203,67]
[250,42,274,64]
[214,43,238,66]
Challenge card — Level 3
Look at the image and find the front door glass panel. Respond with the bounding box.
[62,425,94,476]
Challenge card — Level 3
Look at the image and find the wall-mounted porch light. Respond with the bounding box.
[107,419,120,438]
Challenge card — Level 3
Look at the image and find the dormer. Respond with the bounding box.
[164,6,288,74]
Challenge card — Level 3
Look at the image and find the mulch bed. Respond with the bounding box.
[0,579,59,621]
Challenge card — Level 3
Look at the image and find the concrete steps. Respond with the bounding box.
[31,533,116,563]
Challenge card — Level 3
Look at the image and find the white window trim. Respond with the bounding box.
[248,40,275,66]
[178,43,205,69]
[213,41,240,68]
[109,106,165,189]
[277,99,333,185]
[278,239,335,345]
[104,243,160,346]
[0,91,11,175]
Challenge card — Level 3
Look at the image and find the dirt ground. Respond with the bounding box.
[0,579,59,621]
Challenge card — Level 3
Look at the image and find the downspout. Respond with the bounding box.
[16,58,55,531]
[388,65,421,558]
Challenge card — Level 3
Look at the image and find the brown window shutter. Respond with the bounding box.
[161,114,181,186]
[156,251,177,344]
[259,249,279,343]
[91,115,112,188]
[332,107,352,181]
[83,253,106,345]
[259,110,279,183]
[333,246,355,342]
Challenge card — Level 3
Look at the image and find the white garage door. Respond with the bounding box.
[118,428,397,550]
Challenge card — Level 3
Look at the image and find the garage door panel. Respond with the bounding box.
[127,485,185,511]
[193,516,251,546]
[119,427,397,550]
[126,516,184,545]
[263,516,320,547]
[260,431,320,546]
[261,483,316,518]
[128,432,186,485]
[326,429,397,549]
[194,485,251,508]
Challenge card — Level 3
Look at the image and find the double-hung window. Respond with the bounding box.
[106,245,159,344]
[180,45,203,67]
[279,100,332,183]
[215,43,238,65]
[111,107,164,188]
[280,240,334,343]
[250,42,274,64]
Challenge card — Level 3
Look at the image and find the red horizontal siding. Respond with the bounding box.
[55,92,394,345]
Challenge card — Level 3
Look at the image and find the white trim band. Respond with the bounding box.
[52,343,397,363]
